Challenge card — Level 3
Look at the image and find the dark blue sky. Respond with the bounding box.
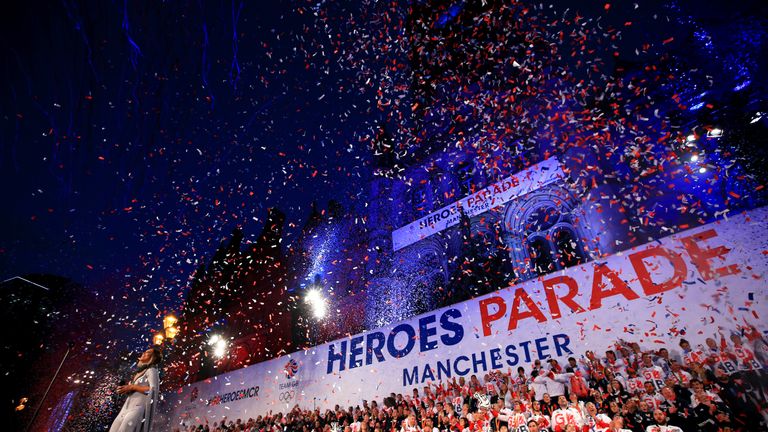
[0,1,380,313]
[1,0,765,340]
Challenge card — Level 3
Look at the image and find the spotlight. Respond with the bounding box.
[707,128,723,138]
[686,134,696,142]
[208,334,228,359]
[304,288,328,320]
[698,167,707,173]
[690,154,699,162]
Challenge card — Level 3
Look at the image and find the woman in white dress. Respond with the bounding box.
[109,346,161,432]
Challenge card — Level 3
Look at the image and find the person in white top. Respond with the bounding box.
[639,353,667,391]
[530,369,550,401]
[644,409,684,432]
[547,371,574,398]
[494,399,514,427]
[653,348,673,377]
[400,414,419,432]
[550,395,584,432]
[419,417,439,432]
[529,401,551,431]
[581,402,611,432]
[667,361,692,387]
[526,419,544,432]
[109,347,161,432]
[507,401,529,430]
[606,416,633,432]
[533,369,573,399]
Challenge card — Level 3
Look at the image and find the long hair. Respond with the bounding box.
[135,346,163,373]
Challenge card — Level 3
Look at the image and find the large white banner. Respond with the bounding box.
[164,208,768,428]
[392,157,565,251]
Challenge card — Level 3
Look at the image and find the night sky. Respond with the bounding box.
[0,1,381,312]
[1,0,766,344]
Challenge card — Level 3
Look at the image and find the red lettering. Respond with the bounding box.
[590,264,639,310]
[629,246,687,295]
[479,296,506,337]
[680,229,739,281]
[541,275,585,319]
[508,288,547,330]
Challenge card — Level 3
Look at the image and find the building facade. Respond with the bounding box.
[165,0,766,389]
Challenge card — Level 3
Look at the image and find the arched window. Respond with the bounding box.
[553,227,585,268]
[528,236,555,275]
[523,205,586,276]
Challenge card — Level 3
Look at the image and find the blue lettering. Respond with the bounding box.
[440,309,464,346]
[387,324,416,358]
[520,340,532,363]
[349,335,364,369]
[454,355,470,376]
[505,344,519,367]
[490,348,503,369]
[327,341,347,374]
[553,333,573,356]
[421,364,435,383]
[403,366,419,386]
[437,359,452,380]
[472,351,488,374]
[419,315,438,352]
[365,331,386,365]
[535,337,551,360]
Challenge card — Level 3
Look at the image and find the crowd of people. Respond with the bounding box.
[175,330,768,432]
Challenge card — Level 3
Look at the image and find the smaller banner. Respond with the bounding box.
[392,157,565,251]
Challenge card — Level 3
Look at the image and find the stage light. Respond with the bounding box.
[690,154,699,162]
[153,333,165,346]
[208,334,220,345]
[304,288,328,320]
[213,340,227,358]
[708,128,723,138]
[699,167,707,173]
[686,134,696,142]
[165,325,179,340]
[208,334,228,359]
[163,313,178,330]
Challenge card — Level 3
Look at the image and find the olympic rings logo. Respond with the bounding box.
[278,391,295,402]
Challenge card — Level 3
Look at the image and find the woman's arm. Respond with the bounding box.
[130,384,151,394]
[120,368,159,395]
